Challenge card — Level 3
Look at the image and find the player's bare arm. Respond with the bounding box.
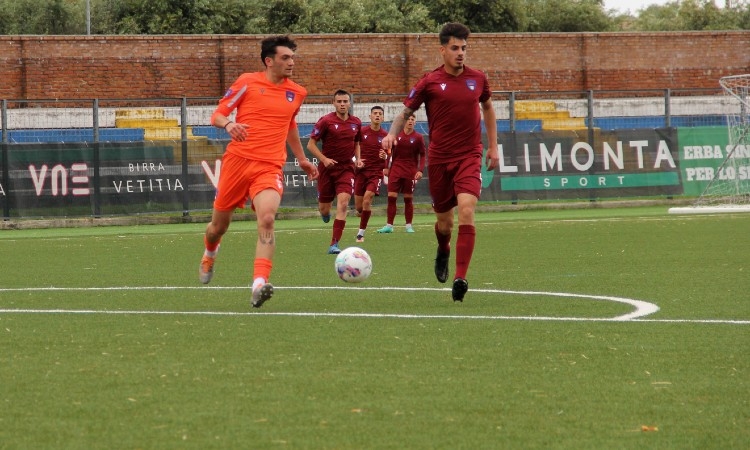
[213,113,249,142]
[481,98,499,171]
[287,127,318,181]
[306,136,337,167]
[382,107,415,151]
[355,142,363,168]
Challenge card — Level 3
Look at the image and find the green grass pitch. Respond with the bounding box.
[0,206,748,448]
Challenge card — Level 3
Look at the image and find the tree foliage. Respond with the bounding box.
[525,0,614,31]
[419,0,527,32]
[1,0,80,34]
[0,0,747,34]
[632,0,749,31]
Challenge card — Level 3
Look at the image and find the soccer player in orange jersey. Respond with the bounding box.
[199,35,318,308]
[382,23,499,302]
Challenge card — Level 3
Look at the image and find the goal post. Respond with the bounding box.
[669,74,750,214]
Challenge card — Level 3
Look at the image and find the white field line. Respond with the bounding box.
[0,285,747,324]
[0,307,747,325]
[0,285,653,319]
[3,285,747,324]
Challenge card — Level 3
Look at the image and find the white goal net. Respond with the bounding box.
[670,74,750,214]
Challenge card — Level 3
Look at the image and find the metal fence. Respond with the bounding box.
[0,88,740,219]
[0,89,732,141]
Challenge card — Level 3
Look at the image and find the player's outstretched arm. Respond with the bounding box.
[382,107,415,152]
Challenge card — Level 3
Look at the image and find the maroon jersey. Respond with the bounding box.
[388,130,426,180]
[359,125,388,175]
[404,65,491,165]
[310,112,362,162]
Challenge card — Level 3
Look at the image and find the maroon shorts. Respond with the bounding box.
[387,175,417,195]
[354,168,383,197]
[428,156,482,213]
[317,162,355,204]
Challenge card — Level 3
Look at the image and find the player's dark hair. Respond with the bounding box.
[333,89,351,99]
[439,23,470,45]
[260,35,297,67]
[371,105,384,113]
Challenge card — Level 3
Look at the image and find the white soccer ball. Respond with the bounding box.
[334,246,373,283]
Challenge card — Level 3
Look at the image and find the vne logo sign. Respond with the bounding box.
[29,163,90,196]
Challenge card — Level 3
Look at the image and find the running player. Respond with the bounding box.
[377,113,425,234]
[198,35,318,308]
[381,23,500,302]
[306,89,363,254]
[354,105,389,242]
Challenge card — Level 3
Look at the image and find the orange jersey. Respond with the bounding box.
[212,72,307,167]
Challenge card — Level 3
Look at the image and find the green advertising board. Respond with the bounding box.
[677,126,734,196]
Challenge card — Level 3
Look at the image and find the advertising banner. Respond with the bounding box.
[675,126,744,197]
[488,128,682,200]
[0,126,742,218]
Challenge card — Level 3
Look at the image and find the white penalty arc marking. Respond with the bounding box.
[282,286,659,321]
[0,285,746,323]
[0,285,662,322]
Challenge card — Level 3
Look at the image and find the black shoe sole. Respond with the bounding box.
[452,278,468,302]
[252,284,274,308]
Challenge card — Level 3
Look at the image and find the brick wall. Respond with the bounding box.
[1,32,748,100]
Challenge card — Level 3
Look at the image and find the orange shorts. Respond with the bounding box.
[213,152,284,211]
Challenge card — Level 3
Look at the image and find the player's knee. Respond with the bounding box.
[208,220,229,237]
[256,211,275,230]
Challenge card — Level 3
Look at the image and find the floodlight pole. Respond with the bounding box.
[86,0,91,35]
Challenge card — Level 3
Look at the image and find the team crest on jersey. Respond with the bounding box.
[351,124,357,132]
[466,79,477,91]
[286,91,295,102]
[378,137,383,143]
[408,88,416,99]
[410,138,415,144]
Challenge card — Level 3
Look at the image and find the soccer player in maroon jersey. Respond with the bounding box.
[354,106,389,242]
[381,23,500,302]
[306,89,363,254]
[377,113,426,234]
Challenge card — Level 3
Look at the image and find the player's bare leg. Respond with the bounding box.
[318,201,332,223]
[250,189,280,308]
[200,209,232,284]
[354,195,364,217]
